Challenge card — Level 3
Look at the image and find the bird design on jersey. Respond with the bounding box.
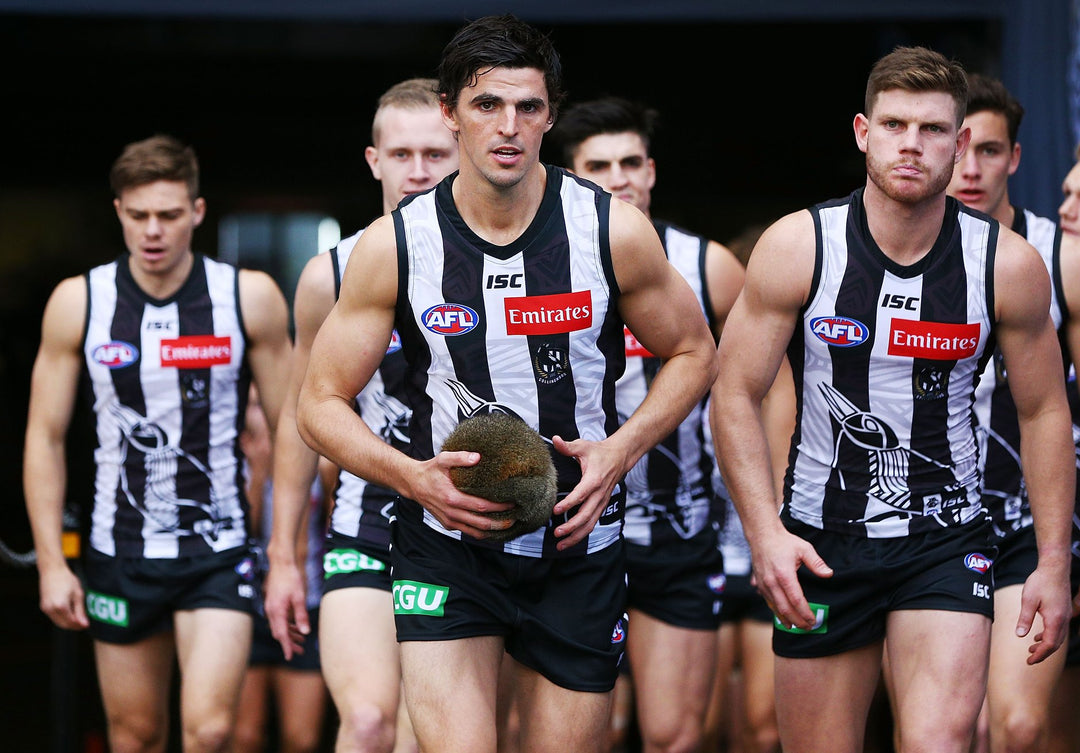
[110,403,234,543]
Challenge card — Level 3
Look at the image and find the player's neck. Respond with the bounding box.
[454,164,547,247]
[991,200,1015,229]
[863,184,947,266]
[127,250,195,300]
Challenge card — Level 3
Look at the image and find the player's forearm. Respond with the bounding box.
[612,345,717,471]
[267,417,322,567]
[1020,410,1076,570]
[297,393,416,500]
[23,435,71,571]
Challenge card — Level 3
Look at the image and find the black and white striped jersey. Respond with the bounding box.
[619,220,721,546]
[324,230,407,551]
[83,254,250,558]
[785,190,995,538]
[972,208,1063,538]
[392,165,626,557]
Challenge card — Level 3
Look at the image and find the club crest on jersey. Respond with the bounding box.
[533,343,570,385]
[387,329,402,354]
[92,341,139,368]
[810,316,869,347]
[888,320,980,360]
[422,304,479,336]
[160,336,232,368]
[964,552,992,574]
[505,291,592,336]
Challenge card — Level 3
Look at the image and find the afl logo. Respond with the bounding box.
[386,330,402,355]
[964,552,992,574]
[422,304,479,336]
[811,316,869,348]
[92,341,139,369]
[611,618,626,644]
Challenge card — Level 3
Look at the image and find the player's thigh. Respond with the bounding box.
[738,619,777,727]
[233,666,271,747]
[987,583,1066,722]
[400,635,504,752]
[885,608,991,741]
[514,662,613,753]
[173,607,253,721]
[94,632,176,727]
[272,668,328,748]
[774,640,883,753]
[628,608,717,729]
[319,586,401,711]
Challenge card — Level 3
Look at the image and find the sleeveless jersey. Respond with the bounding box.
[83,254,250,558]
[619,220,721,546]
[392,165,625,558]
[324,231,408,552]
[972,208,1063,538]
[786,190,994,538]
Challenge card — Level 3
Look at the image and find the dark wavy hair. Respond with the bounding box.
[436,14,565,121]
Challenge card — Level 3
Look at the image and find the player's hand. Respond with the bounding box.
[411,452,514,540]
[38,564,89,630]
[264,560,310,660]
[1016,563,1071,664]
[750,527,833,631]
[550,435,627,550]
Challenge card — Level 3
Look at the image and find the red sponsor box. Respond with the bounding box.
[160,335,233,368]
[887,320,980,360]
[624,326,654,357]
[505,291,592,335]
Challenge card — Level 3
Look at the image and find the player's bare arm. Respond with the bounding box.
[265,253,336,657]
[239,269,292,437]
[711,211,832,629]
[552,200,718,549]
[297,216,512,541]
[994,228,1075,662]
[23,276,90,630]
[703,240,746,339]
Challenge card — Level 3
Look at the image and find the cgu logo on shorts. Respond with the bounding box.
[505,291,592,336]
[774,602,829,634]
[810,317,869,348]
[324,549,387,577]
[92,341,139,369]
[887,320,980,360]
[392,580,449,616]
[86,591,129,627]
[160,335,232,369]
[964,552,992,574]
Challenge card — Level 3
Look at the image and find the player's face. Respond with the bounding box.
[946,110,1019,221]
[114,180,204,279]
[442,66,553,190]
[1059,161,1080,236]
[857,89,968,206]
[365,106,459,214]
[570,132,656,216]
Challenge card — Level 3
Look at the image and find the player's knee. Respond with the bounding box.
[182,714,233,753]
[280,724,323,753]
[997,707,1048,753]
[746,722,781,753]
[338,702,395,753]
[229,722,267,753]
[640,719,703,753]
[106,714,167,753]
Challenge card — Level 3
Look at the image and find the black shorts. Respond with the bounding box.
[773,518,996,659]
[625,526,725,629]
[321,532,392,595]
[249,607,321,671]
[719,574,774,624]
[390,520,628,693]
[992,525,1038,589]
[83,546,258,644]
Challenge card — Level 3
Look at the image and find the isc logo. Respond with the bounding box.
[422,304,479,336]
[92,341,139,369]
[810,316,869,347]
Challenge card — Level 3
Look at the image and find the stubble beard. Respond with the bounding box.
[866,152,954,206]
